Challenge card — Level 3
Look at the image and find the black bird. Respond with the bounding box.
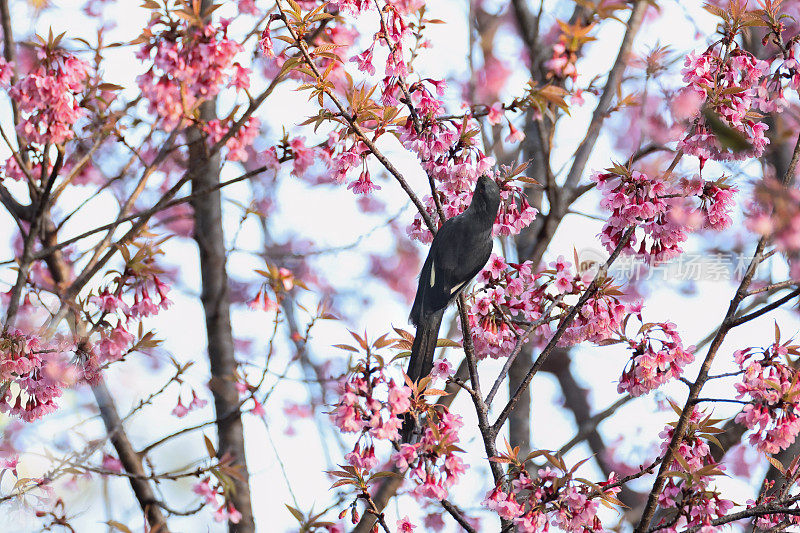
[406,175,502,385]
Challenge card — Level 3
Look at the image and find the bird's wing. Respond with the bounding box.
[412,211,494,321]
[433,215,492,282]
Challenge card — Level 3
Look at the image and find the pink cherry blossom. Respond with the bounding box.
[0,330,69,422]
[396,516,415,532]
[0,58,14,86]
[656,409,733,530]
[101,453,123,473]
[137,18,244,129]
[347,170,381,195]
[733,342,800,454]
[678,47,771,162]
[9,49,90,145]
[505,121,525,143]
[430,358,454,379]
[171,399,190,418]
[616,317,695,397]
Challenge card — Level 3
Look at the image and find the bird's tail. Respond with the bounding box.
[402,308,444,443]
[406,308,445,383]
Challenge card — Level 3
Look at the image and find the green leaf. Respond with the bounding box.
[701,106,752,153]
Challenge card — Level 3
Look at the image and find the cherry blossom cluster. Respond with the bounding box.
[2,48,91,145]
[391,408,468,502]
[1,156,51,183]
[519,254,626,348]
[655,408,733,532]
[733,341,800,454]
[544,37,578,82]
[286,136,322,179]
[329,358,411,440]
[593,167,686,261]
[614,311,695,397]
[482,457,620,533]
[248,264,298,313]
[203,117,261,162]
[466,253,628,359]
[171,388,208,418]
[467,254,550,360]
[237,0,259,16]
[0,330,72,422]
[192,477,243,524]
[678,47,771,162]
[495,178,540,237]
[86,244,172,378]
[0,57,12,85]
[325,135,369,187]
[328,337,468,511]
[402,132,494,243]
[592,167,738,262]
[557,283,626,348]
[136,17,246,128]
[339,0,419,75]
[681,177,738,231]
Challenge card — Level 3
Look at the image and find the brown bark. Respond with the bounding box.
[182,3,255,529]
[189,97,254,532]
[508,348,533,457]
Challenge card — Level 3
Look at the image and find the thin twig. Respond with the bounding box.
[440,499,476,533]
[562,1,648,193]
[484,296,562,406]
[729,288,800,327]
[556,395,632,456]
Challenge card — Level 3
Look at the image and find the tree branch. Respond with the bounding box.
[92,379,170,531]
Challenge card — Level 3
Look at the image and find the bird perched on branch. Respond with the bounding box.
[403,175,501,439]
[402,176,500,441]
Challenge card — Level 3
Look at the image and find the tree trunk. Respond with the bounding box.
[189,97,255,532]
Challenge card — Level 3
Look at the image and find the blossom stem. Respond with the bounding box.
[484,296,562,406]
